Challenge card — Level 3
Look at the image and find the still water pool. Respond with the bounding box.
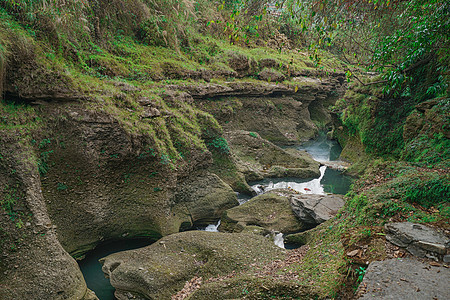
[78,239,154,300]
[250,165,353,196]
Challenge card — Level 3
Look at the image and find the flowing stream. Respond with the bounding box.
[236,133,353,248]
[79,134,352,299]
[245,133,352,201]
[202,134,352,249]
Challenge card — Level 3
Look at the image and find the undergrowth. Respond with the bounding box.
[288,155,449,298]
[337,78,449,167]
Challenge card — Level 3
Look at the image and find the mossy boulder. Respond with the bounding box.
[220,191,305,234]
[100,231,285,300]
[225,130,320,181]
[241,225,271,236]
[173,171,239,228]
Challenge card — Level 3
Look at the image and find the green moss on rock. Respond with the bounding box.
[220,191,305,234]
[101,231,286,299]
[225,130,320,181]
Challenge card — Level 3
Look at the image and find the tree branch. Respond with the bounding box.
[351,73,388,86]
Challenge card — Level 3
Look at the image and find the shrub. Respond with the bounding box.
[138,18,167,47]
[38,150,53,176]
[207,137,230,154]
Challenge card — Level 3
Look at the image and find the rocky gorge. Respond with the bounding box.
[1,1,449,299]
[0,44,350,298]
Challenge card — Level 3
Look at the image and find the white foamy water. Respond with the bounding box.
[203,220,220,232]
[252,165,327,196]
[273,232,285,249]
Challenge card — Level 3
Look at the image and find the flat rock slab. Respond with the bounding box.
[358,258,450,299]
[290,194,344,224]
[385,222,449,258]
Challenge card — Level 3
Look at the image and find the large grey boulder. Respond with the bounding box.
[385,222,449,259]
[290,194,344,224]
[100,231,285,300]
[357,258,450,299]
[173,171,239,228]
[220,191,305,234]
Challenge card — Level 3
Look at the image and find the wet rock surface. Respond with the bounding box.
[385,222,450,259]
[357,258,450,299]
[290,194,345,224]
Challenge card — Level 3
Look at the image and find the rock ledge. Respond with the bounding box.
[357,258,450,299]
[385,222,449,260]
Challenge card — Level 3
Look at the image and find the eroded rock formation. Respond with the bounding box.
[220,191,305,234]
[100,231,285,299]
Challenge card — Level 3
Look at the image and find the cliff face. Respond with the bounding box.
[0,92,238,298]
[189,74,346,144]
[0,132,95,300]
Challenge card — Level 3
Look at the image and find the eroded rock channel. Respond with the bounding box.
[80,130,352,299]
[2,3,448,299]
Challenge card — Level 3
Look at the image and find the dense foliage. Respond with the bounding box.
[276,0,449,97]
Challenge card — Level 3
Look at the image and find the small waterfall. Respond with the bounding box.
[252,184,266,196]
[237,192,252,205]
[298,134,335,162]
[251,165,328,196]
[203,220,220,232]
[273,232,285,249]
